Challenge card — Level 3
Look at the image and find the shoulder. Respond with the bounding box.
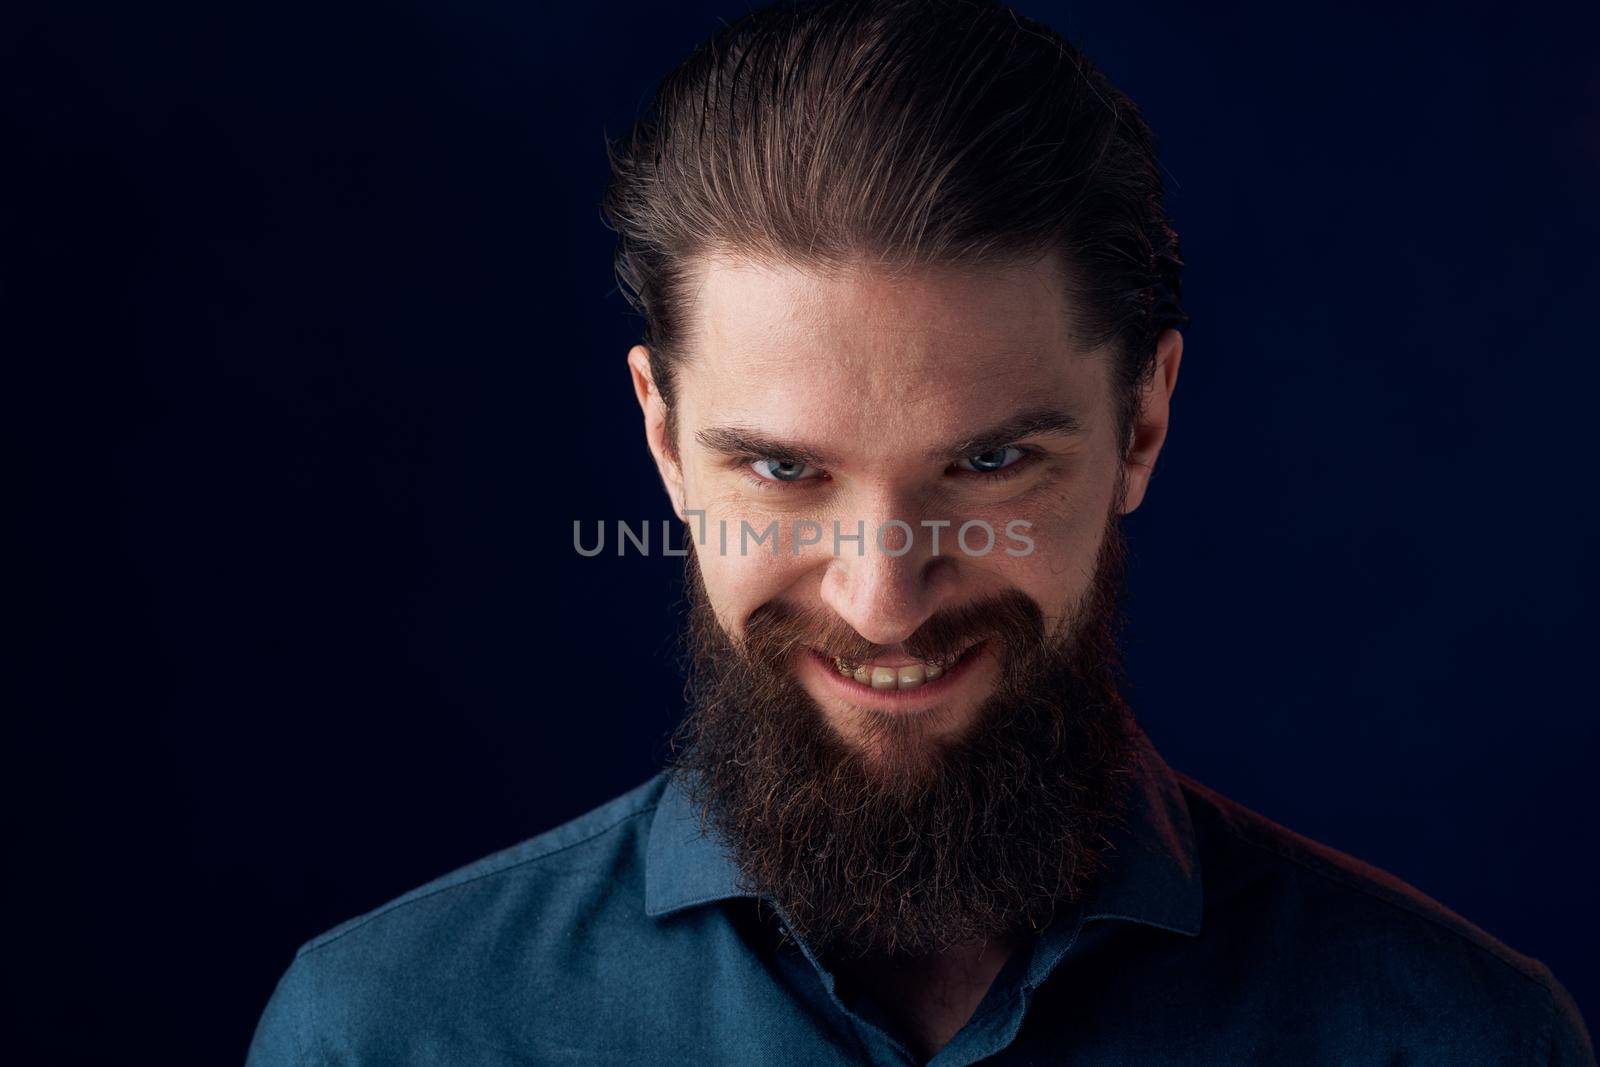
[1175,772,1593,1065]
[247,774,671,1066]
[1178,771,1545,984]
[304,772,668,958]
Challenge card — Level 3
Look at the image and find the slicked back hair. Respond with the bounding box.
[602,0,1186,446]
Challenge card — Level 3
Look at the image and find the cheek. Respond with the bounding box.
[957,475,1113,624]
[679,457,831,633]
[691,532,813,637]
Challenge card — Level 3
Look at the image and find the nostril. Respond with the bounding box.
[816,563,948,649]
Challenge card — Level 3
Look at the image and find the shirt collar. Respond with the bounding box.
[643,767,750,918]
[644,722,1203,938]
[1078,724,1205,937]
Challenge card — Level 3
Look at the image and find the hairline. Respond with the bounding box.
[651,242,1140,455]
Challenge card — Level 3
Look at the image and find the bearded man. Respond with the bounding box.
[247,1,1592,1063]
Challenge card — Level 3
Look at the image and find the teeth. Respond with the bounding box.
[833,656,949,691]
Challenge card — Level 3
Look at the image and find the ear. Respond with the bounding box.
[1120,328,1183,515]
[628,345,686,520]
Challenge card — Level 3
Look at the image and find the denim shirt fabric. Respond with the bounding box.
[247,727,1593,1065]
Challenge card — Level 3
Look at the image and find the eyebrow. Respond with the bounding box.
[936,406,1083,460]
[695,427,839,469]
[697,406,1083,470]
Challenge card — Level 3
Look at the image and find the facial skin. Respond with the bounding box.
[630,251,1182,757]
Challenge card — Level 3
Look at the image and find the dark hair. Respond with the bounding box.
[602,0,1186,443]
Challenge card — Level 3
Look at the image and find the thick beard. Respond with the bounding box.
[669,517,1140,961]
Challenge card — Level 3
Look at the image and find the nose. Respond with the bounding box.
[816,509,956,647]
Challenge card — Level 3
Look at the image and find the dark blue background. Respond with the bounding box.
[8,1,1597,1061]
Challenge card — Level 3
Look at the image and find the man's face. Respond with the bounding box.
[629,253,1181,955]
[631,252,1178,758]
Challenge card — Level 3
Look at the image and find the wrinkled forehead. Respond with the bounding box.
[672,253,1114,462]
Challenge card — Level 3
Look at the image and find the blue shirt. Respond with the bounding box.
[247,729,1593,1065]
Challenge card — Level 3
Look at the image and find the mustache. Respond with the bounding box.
[738,589,1052,674]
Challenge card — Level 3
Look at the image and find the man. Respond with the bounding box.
[248,0,1592,1063]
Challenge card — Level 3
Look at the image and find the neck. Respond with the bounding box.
[836,934,1025,1062]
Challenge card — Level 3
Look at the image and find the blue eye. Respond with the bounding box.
[751,457,820,482]
[956,446,1025,474]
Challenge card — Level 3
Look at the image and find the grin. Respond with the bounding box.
[828,642,983,691]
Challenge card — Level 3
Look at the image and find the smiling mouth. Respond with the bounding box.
[827,642,984,692]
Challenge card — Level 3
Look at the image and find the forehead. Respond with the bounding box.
[676,254,1109,455]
